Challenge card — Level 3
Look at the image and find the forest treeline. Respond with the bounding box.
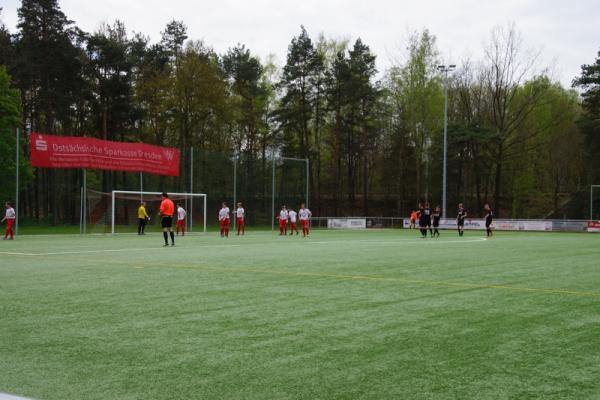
[0,0,599,224]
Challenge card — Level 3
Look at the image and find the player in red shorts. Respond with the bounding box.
[298,203,312,237]
[218,202,230,238]
[176,203,186,236]
[288,207,299,236]
[235,202,245,236]
[277,205,289,235]
[2,201,16,240]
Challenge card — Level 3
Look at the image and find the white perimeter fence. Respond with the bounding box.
[310,217,600,233]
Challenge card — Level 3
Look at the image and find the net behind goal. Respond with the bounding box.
[84,190,207,234]
[112,191,207,235]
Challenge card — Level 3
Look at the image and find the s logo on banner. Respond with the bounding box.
[35,135,48,151]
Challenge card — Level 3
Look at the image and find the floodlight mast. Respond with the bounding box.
[437,64,456,219]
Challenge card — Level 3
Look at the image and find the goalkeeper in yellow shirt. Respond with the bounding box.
[137,201,150,235]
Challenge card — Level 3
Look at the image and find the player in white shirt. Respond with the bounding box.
[298,203,312,237]
[278,205,289,235]
[288,208,298,236]
[235,202,245,236]
[176,204,187,236]
[2,201,16,240]
[218,202,231,238]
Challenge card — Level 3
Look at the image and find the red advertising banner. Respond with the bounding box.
[588,221,600,233]
[30,133,180,176]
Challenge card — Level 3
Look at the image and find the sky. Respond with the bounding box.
[1,0,598,87]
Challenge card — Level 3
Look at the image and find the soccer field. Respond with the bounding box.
[1,229,599,399]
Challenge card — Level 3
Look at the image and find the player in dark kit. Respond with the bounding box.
[432,206,441,237]
[484,203,493,238]
[418,202,430,239]
[424,202,433,237]
[457,203,467,236]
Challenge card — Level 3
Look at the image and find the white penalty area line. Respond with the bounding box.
[311,238,488,245]
[0,394,35,400]
[0,238,487,257]
[0,244,242,257]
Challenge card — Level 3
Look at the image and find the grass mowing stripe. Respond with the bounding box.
[129,261,600,299]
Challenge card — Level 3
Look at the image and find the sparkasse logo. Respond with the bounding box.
[36,135,48,151]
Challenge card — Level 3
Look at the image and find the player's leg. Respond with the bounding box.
[161,217,169,246]
[6,219,14,239]
[419,224,427,238]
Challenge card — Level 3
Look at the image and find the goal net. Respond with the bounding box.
[84,190,207,234]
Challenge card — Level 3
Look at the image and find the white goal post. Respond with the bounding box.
[111,191,207,235]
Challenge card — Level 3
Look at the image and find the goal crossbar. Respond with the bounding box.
[111,190,207,235]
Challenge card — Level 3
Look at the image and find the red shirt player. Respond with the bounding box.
[298,203,312,237]
[218,203,230,238]
[2,202,16,240]
[235,202,245,236]
[277,206,289,235]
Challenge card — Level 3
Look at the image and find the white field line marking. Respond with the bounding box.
[0,244,242,257]
[0,238,485,257]
[0,393,35,400]
[311,238,487,245]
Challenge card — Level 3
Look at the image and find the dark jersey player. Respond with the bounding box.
[457,203,467,237]
[431,206,441,237]
[418,202,431,239]
[424,202,433,237]
[484,203,493,238]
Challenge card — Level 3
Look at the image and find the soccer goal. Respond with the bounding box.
[110,191,207,235]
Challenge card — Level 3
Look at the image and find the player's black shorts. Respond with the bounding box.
[433,221,439,228]
[161,216,173,228]
[457,220,464,227]
[485,218,492,228]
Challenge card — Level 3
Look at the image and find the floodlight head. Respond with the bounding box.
[449,64,456,69]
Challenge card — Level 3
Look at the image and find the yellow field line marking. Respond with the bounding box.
[132,261,600,299]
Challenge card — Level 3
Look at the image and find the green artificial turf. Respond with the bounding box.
[1,229,599,399]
